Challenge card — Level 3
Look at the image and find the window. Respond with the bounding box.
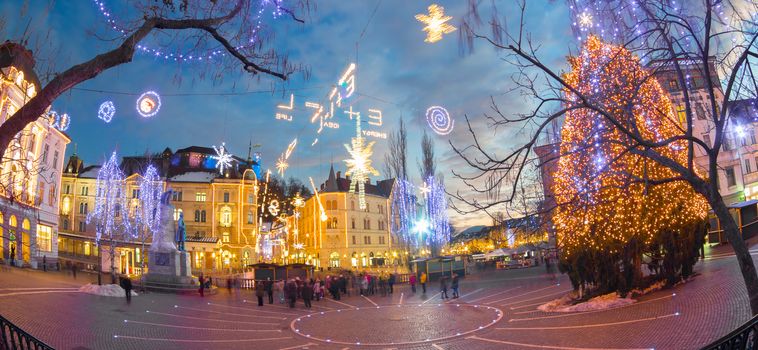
[220,206,232,227]
[702,133,711,148]
[247,193,254,204]
[64,184,70,194]
[331,200,337,210]
[332,217,338,229]
[37,182,45,205]
[668,79,678,90]
[79,202,88,214]
[174,208,183,221]
[201,210,207,223]
[724,136,734,151]
[172,191,182,202]
[746,159,752,174]
[37,225,52,252]
[222,232,230,243]
[726,167,737,187]
[676,106,686,125]
[114,204,121,217]
[52,151,59,169]
[352,235,357,245]
[132,189,140,198]
[379,236,385,245]
[325,200,331,210]
[42,144,49,163]
[48,185,55,206]
[247,211,254,224]
[351,201,355,210]
[223,192,230,203]
[695,103,706,120]
[81,186,88,196]
[364,236,372,244]
[351,218,356,229]
[194,210,200,222]
[195,192,206,202]
[78,221,86,232]
[62,218,69,231]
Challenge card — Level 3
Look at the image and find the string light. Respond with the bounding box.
[415,4,457,43]
[268,199,280,216]
[46,110,71,132]
[426,106,454,135]
[135,165,163,240]
[553,36,708,259]
[308,177,328,222]
[87,151,129,243]
[211,142,235,175]
[136,91,161,118]
[98,101,116,123]
[343,113,379,210]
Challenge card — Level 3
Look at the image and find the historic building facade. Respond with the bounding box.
[57,146,260,274]
[0,42,70,268]
[293,166,399,270]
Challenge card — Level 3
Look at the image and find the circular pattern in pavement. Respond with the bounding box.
[290,303,503,346]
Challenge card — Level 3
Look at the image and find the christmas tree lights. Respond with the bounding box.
[552,36,709,260]
[136,165,163,239]
[87,151,129,243]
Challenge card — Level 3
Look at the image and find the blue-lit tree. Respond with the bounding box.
[132,165,164,283]
[425,175,451,255]
[87,151,130,285]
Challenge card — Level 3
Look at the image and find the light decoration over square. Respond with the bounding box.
[343,113,379,210]
[98,101,116,123]
[308,177,328,222]
[426,106,454,135]
[136,91,161,118]
[415,4,457,43]
[275,94,294,121]
[211,142,235,175]
[276,138,297,177]
[46,110,71,132]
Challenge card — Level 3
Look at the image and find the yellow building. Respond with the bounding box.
[0,42,70,268]
[294,166,400,271]
[58,146,260,274]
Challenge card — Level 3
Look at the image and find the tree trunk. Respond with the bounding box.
[97,243,102,286]
[110,244,116,284]
[710,194,758,315]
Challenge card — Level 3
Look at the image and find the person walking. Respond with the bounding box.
[302,281,313,309]
[313,279,322,301]
[42,255,47,272]
[388,273,395,294]
[255,280,265,306]
[409,274,417,293]
[265,277,274,304]
[420,272,427,294]
[72,264,78,280]
[287,279,298,308]
[120,275,133,304]
[198,274,205,297]
[440,275,449,300]
[379,274,387,297]
[360,274,368,296]
[227,278,233,294]
[451,274,460,299]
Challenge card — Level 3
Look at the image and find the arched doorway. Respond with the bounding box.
[329,252,340,268]
[21,218,31,263]
[8,215,17,264]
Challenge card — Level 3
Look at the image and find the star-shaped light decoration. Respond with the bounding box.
[578,11,593,29]
[344,115,379,210]
[419,181,431,198]
[276,156,289,176]
[415,4,457,43]
[294,243,304,250]
[292,192,305,208]
[212,142,234,175]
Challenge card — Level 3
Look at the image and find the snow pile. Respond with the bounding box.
[630,280,666,296]
[538,292,635,313]
[79,284,138,297]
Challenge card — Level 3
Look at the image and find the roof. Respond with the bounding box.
[169,171,218,183]
[317,168,394,198]
[0,41,40,87]
[78,165,101,179]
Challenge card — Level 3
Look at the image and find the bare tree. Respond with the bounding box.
[453,0,758,313]
[419,131,436,180]
[384,118,409,180]
[0,0,308,160]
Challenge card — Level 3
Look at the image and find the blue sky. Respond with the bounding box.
[1,1,575,229]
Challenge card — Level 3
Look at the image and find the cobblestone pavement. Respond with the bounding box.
[1,246,757,350]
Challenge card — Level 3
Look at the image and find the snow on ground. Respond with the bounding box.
[79,284,138,297]
[538,292,635,313]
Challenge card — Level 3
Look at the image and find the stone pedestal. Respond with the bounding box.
[144,249,195,291]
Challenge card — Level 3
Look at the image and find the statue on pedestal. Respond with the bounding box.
[175,212,186,252]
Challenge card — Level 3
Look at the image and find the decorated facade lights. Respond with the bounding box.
[136,91,161,118]
[268,199,280,216]
[291,192,306,245]
[343,113,379,210]
[276,138,298,176]
[415,4,457,43]
[211,142,235,175]
[98,101,116,123]
[425,106,454,135]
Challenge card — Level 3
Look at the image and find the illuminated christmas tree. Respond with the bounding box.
[553,36,708,294]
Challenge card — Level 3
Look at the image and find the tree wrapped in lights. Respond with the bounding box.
[424,176,451,254]
[133,165,164,282]
[87,151,130,285]
[391,178,418,248]
[553,36,708,295]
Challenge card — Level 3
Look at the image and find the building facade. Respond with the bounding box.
[293,166,399,270]
[0,43,70,268]
[57,146,259,274]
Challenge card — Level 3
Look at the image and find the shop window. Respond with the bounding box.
[37,225,52,252]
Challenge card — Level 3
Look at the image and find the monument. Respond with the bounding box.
[143,190,195,292]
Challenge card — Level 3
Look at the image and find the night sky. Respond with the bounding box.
[1,1,574,229]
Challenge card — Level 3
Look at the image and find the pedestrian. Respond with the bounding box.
[198,274,205,297]
[302,281,313,309]
[120,275,133,304]
[329,278,340,300]
[287,279,298,308]
[339,274,347,296]
[388,273,395,294]
[360,274,368,295]
[265,277,274,304]
[227,278,232,294]
[451,273,459,299]
[440,275,449,299]
[379,274,387,297]
[255,280,265,306]
[313,279,322,301]
[420,272,427,294]
[409,274,417,293]
[72,264,78,280]
[42,255,47,272]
